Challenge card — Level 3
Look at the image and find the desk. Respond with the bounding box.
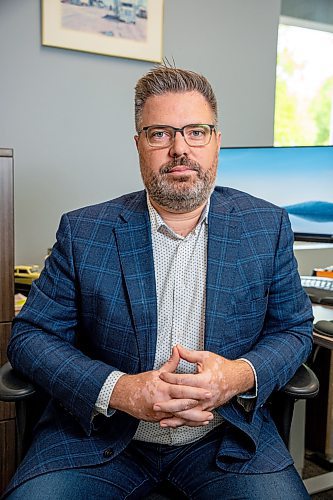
[303,304,333,495]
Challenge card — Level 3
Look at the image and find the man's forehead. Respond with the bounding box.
[142,91,214,118]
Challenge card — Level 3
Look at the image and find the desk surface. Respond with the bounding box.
[312,304,333,349]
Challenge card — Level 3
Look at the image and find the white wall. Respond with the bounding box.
[0,0,282,266]
[294,244,333,275]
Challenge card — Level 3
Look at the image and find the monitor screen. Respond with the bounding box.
[217,145,333,243]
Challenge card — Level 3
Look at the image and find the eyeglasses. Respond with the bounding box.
[138,124,216,148]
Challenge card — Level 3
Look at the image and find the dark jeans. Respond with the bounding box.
[7,427,309,500]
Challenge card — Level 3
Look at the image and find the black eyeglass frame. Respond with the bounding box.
[138,124,216,148]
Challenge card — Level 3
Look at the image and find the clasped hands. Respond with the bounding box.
[110,345,254,428]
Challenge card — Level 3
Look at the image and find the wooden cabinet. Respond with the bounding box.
[0,148,15,493]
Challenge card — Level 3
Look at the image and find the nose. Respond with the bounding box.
[169,130,191,157]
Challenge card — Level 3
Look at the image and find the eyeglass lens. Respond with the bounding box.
[146,125,213,147]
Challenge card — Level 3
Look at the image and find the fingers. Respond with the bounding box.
[160,345,180,373]
[153,398,199,413]
[160,417,210,428]
[159,410,214,428]
[155,402,213,424]
[153,383,212,413]
[168,384,211,400]
[173,407,213,422]
[159,371,203,387]
[176,344,204,363]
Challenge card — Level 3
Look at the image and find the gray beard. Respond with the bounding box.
[141,157,216,212]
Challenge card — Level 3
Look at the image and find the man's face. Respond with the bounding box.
[135,91,221,213]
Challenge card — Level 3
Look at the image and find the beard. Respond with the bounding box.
[140,154,218,212]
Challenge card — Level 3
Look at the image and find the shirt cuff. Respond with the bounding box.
[94,370,126,417]
[236,358,258,412]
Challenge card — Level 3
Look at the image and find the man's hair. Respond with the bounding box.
[134,65,218,132]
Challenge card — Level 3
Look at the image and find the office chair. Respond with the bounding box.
[0,361,319,499]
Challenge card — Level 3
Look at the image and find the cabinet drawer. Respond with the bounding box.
[0,418,16,495]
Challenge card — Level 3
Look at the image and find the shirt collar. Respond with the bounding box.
[146,193,210,235]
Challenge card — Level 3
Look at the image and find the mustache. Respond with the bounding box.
[160,156,201,174]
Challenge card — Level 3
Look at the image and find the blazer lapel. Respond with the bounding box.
[205,189,242,353]
[114,192,157,371]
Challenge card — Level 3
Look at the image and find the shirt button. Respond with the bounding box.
[103,448,114,458]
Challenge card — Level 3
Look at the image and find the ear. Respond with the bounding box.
[216,130,222,149]
[134,135,139,151]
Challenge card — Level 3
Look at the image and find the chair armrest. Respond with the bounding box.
[270,364,319,447]
[0,361,36,402]
[281,364,319,399]
[0,361,319,459]
[1,361,319,403]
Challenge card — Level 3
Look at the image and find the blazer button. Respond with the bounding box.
[103,448,114,458]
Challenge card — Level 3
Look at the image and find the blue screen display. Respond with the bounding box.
[217,145,333,241]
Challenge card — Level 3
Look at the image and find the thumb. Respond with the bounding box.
[160,345,180,373]
[176,344,203,364]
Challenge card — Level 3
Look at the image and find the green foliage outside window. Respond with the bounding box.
[309,77,333,145]
[274,25,333,147]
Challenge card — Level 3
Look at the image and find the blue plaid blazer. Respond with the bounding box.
[7,187,313,490]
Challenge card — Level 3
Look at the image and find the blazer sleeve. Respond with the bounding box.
[7,213,117,435]
[240,209,314,414]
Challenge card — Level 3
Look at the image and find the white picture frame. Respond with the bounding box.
[42,0,164,62]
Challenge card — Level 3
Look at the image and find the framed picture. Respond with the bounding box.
[41,0,164,62]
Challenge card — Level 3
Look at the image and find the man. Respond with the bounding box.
[6,66,313,499]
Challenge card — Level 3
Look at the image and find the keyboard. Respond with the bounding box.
[301,276,333,306]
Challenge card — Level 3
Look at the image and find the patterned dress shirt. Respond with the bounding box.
[95,196,256,445]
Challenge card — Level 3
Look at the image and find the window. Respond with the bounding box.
[274,20,333,146]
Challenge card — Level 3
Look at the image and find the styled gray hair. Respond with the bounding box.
[134,65,218,132]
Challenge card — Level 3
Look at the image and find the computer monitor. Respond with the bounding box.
[217,145,333,243]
